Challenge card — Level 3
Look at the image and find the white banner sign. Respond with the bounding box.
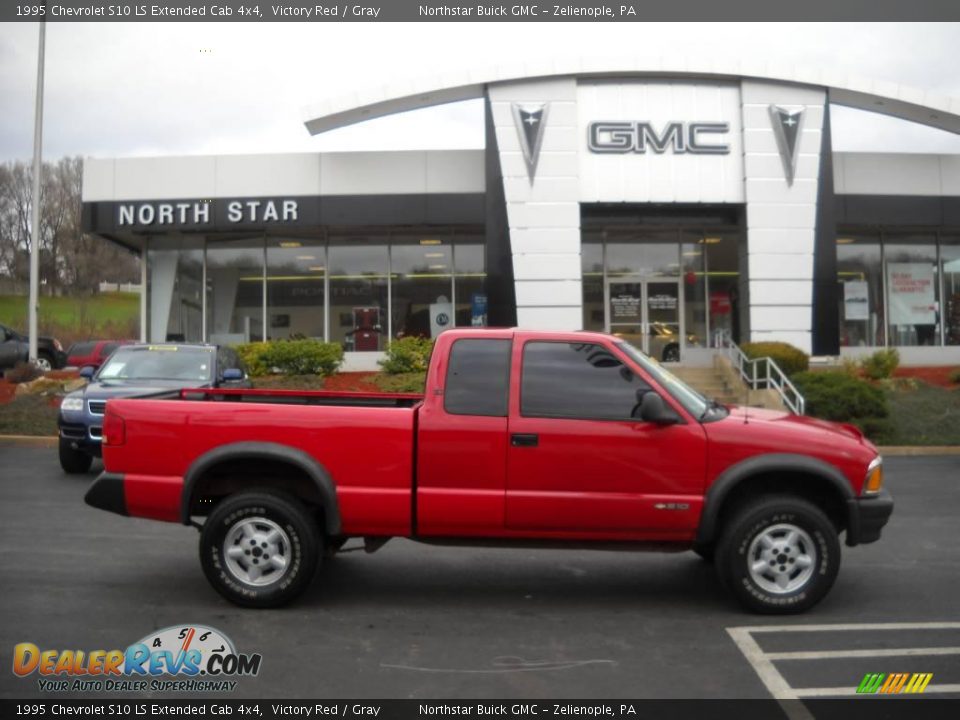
[887,263,936,325]
[843,280,869,321]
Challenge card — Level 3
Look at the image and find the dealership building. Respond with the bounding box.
[81,60,960,369]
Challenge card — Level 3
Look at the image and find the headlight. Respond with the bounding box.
[61,397,84,412]
[863,456,883,495]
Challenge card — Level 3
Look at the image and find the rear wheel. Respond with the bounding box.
[36,353,53,373]
[59,440,92,474]
[199,490,321,608]
[715,495,840,614]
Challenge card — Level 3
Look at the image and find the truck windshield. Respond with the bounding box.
[615,342,709,419]
[97,346,214,382]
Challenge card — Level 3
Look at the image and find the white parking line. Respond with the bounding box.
[728,621,960,713]
[765,645,960,660]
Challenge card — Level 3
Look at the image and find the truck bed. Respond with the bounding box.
[102,389,421,535]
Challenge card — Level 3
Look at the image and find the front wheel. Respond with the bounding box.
[199,491,321,608]
[36,353,53,373]
[715,496,840,614]
[59,440,93,474]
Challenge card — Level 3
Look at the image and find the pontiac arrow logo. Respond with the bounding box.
[512,102,549,183]
[769,105,805,186]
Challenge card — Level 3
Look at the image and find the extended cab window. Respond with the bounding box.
[521,342,653,421]
[444,338,511,417]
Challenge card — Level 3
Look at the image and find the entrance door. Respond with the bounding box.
[605,277,683,362]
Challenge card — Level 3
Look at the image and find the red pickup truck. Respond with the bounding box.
[85,329,892,613]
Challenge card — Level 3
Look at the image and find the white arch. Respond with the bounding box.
[302,55,960,136]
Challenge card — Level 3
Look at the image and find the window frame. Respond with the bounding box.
[518,339,660,423]
[442,337,513,418]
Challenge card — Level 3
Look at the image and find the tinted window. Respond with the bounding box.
[101,343,120,356]
[70,342,96,356]
[444,338,511,417]
[521,342,652,421]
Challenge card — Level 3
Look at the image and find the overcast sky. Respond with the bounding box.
[1,21,959,162]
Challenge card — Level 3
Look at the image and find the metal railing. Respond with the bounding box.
[712,330,806,415]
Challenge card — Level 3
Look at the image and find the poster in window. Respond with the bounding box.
[887,263,936,325]
[843,281,869,321]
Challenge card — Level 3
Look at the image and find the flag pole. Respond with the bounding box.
[28,19,46,364]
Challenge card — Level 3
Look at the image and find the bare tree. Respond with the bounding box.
[0,157,139,295]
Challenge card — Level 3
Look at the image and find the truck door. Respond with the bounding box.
[505,337,707,538]
[416,334,513,536]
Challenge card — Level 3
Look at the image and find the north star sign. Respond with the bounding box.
[117,198,300,227]
[588,121,730,155]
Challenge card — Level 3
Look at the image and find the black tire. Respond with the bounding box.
[59,440,93,474]
[692,544,715,563]
[715,495,840,614]
[199,490,321,608]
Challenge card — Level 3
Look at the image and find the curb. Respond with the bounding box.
[878,446,960,456]
[0,435,58,447]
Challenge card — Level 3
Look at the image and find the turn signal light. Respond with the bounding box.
[864,460,883,494]
[102,412,126,447]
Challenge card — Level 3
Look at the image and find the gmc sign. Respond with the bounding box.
[587,121,730,155]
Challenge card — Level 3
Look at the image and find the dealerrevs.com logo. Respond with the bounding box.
[13,625,261,693]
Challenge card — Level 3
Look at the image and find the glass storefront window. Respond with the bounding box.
[328,239,389,352]
[391,239,453,340]
[206,238,265,344]
[884,234,940,347]
[453,239,486,327]
[146,237,204,343]
[943,236,960,346]
[581,237,604,332]
[266,237,325,341]
[836,234,884,347]
[605,230,680,278]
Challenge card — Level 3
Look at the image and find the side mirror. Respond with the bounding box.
[639,392,679,425]
[221,368,244,384]
[79,366,95,380]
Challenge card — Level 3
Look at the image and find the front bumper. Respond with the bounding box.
[84,472,127,517]
[845,489,894,546]
[58,415,103,456]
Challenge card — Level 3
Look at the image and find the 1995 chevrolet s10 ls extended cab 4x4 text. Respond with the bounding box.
[85,329,893,613]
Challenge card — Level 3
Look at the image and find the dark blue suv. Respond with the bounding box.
[58,343,250,473]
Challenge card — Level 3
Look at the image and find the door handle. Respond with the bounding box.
[511,433,539,447]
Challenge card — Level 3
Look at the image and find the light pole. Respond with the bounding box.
[28,19,46,364]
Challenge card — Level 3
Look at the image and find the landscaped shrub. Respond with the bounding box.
[235,340,343,377]
[379,336,434,374]
[792,371,888,423]
[235,342,270,377]
[740,342,809,376]
[4,361,42,384]
[860,348,900,380]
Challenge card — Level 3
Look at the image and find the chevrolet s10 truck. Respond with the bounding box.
[85,329,893,613]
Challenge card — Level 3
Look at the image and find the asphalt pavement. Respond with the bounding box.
[0,445,958,701]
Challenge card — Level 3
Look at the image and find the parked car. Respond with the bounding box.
[66,339,135,370]
[58,343,250,474]
[85,328,892,613]
[0,322,67,373]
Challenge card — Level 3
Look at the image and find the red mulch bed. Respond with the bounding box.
[0,381,14,405]
[322,372,382,393]
[893,366,958,389]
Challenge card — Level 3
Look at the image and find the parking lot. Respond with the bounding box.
[1,445,958,704]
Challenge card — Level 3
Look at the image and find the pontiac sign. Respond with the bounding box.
[588,121,730,155]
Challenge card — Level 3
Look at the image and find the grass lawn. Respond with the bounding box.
[0,293,140,344]
[882,383,960,446]
[0,395,59,436]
